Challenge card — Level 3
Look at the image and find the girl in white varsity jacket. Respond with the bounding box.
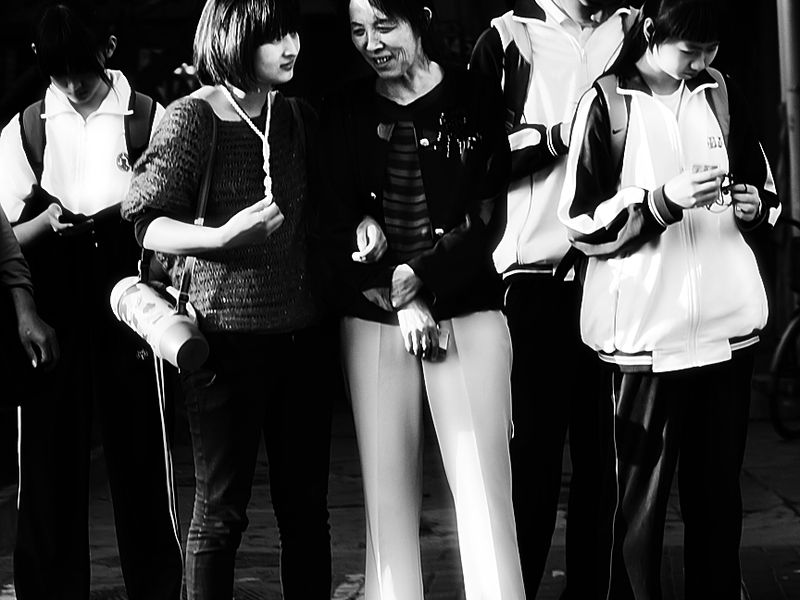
[558,0,779,598]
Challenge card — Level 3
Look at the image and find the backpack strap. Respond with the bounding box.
[594,74,630,178]
[125,90,157,165]
[19,100,46,184]
[705,67,730,147]
[555,75,630,282]
[491,12,533,130]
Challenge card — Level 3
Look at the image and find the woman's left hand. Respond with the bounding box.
[391,264,422,308]
[396,297,440,361]
[731,184,761,222]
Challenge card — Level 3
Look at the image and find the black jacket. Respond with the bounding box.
[318,66,510,323]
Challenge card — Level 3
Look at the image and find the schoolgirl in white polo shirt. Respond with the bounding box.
[0,3,180,598]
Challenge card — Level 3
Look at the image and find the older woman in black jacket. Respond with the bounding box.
[319,1,525,598]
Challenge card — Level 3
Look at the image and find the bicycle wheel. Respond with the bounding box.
[768,310,800,440]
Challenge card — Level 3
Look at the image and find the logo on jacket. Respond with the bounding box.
[708,136,724,149]
[116,152,131,172]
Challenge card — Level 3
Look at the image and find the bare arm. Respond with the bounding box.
[142,198,284,255]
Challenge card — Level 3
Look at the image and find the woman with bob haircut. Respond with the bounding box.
[0,2,182,598]
[319,0,525,598]
[559,0,779,597]
[123,0,332,597]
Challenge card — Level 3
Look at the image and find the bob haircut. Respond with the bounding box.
[609,0,723,74]
[34,1,114,85]
[193,0,300,90]
[359,0,442,62]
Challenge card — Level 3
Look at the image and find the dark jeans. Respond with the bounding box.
[14,223,182,600]
[609,351,753,600]
[182,326,333,599]
[504,276,615,599]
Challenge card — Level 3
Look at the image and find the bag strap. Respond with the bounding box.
[175,104,218,316]
[705,67,730,147]
[594,73,630,179]
[287,97,306,158]
[125,90,157,165]
[491,12,533,130]
[19,100,46,184]
[556,75,629,282]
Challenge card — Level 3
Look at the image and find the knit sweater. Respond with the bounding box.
[123,95,319,333]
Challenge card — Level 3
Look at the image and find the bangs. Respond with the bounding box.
[651,0,722,46]
[194,0,300,89]
[35,5,106,78]
[247,0,299,45]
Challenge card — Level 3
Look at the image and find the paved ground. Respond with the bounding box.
[1,394,799,599]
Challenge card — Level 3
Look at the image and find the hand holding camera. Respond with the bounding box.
[664,167,725,210]
[728,181,761,222]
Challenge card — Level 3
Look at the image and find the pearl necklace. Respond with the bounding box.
[219,85,275,204]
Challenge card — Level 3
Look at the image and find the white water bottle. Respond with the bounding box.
[110,276,209,371]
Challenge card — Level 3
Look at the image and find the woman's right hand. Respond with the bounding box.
[396,297,440,361]
[219,198,284,248]
[663,168,726,209]
[351,215,387,263]
[45,203,73,234]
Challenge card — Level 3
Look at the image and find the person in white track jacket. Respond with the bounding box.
[559,0,779,597]
[470,1,637,597]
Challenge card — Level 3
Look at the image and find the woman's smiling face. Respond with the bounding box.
[349,0,425,80]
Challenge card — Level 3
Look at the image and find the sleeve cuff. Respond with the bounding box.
[547,123,569,157]
[648,186,683,228]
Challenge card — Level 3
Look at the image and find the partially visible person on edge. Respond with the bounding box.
[0,2,183,598]
[123,0,333,598]
[469,1,637,597]
[0,204,58,379]
[558,0,779,597]
[318,0,525,598]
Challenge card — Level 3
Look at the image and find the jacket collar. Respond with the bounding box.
[617,64,718,96]
[42,69,132,119]
[514,1,632,26]
[513,0,546,21]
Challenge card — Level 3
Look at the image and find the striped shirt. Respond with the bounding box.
[383,121,434,263]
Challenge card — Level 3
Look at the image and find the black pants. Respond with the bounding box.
[181,327,333,600]
[504,276,614,599]
[13,221,182,600]
[609,352,753,600]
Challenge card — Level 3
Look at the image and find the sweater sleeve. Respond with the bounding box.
[122,97,214,242]
[558,86,680,258]
[0,203,33,295]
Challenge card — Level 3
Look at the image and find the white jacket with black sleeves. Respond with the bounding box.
[470,0,636,277]
[558,66,780,373]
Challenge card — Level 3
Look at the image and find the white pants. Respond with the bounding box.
[342,311,526,600]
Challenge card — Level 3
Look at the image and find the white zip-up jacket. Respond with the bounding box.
[558,66,779,373]
[0,70,164,223]
[470,0,635,277]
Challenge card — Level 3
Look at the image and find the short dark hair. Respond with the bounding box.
[34,1,114,85]
[361,0,441,62]
[193,0,300,90]
[609,0,723,74]
[646,0,722,48]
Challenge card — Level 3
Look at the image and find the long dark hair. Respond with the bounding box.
[33,1,114,86]
[608,0,723,74]
[193,0,300,90]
